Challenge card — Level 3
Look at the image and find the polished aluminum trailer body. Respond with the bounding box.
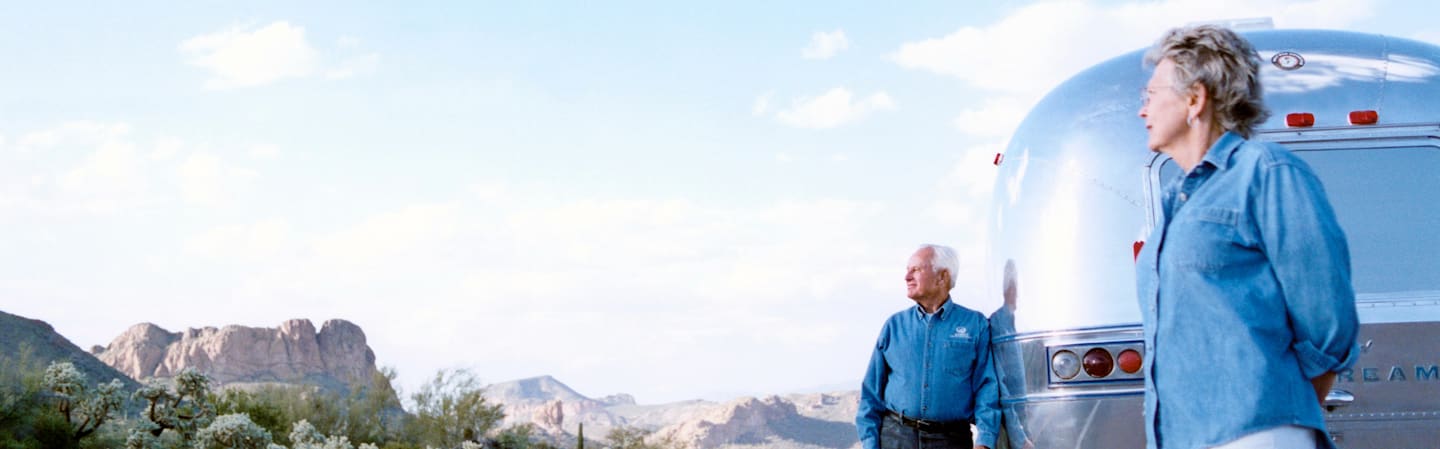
[987,29,1440,448]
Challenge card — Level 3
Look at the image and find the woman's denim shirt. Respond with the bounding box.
[1135,132,1361,449]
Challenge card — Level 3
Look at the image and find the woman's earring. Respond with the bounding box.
[1186,115,1194,127]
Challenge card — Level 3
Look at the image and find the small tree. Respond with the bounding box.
[288,419,357,449]
[194,414,274,449]
[406,368,504,449]
[133,367,216,442]
[603,427,685,449]
[495,423,537,449]
[576,423,584,449]
[42,362,126,443]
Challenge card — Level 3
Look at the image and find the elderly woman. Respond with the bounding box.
[1134,25,1360,449]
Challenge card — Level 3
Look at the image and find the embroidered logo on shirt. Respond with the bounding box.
[951,327,970,339]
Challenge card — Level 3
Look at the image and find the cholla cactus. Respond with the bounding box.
[194,413,273,449]
[288,419,356,449]
[42,361,125,440]
[132,367,216,441]
[43,362,86,397]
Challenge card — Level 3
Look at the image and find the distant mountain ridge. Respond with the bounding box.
[92,318,385,396]
[4,312,859,449]
[485,375,859,449]
[0,309,140,390]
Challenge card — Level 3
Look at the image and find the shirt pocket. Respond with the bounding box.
[1167,206,1242,272]
[941,340,977,378]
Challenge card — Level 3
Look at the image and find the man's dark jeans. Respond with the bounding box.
[880,412,974,449]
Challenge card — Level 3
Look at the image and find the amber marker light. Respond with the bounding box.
[1118,349,1143,374]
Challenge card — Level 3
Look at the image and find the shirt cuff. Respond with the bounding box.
[1291,339,1360,379]
[975,430,997,448]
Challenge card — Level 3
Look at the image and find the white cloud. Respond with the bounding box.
[57,141,146,213]
[151,137,184,161]
[17,121,131,151]
[751,92,773,116]
[952,95,1040,139]
[1413,30,1440,46]
[311,203,461,269]
[773,88,896,129]
[892,0,1375,96]
[247,144,280,160]
[181,21,383,89]
[895,0,1377,142]
[181,21,320,89]
[468,182,509,202]
[325,53,380,80]
[802,29,850,60]
[177,152,257,206]
[184,219,293,260]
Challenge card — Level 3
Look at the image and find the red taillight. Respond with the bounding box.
[1083,348,1115,378]
[1349,110,1378,125]
[1118,349,1143,374]
[1286,113,1315,127]
[993,153,1004,166]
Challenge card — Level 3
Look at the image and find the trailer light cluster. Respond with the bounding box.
[1047,341,1146,384]
[1285,110,1379,127]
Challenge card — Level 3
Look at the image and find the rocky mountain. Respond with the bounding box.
[647,394,858,449]
[486,375,634,436]
[484,375,860,449]
[92,318,383,394]
[0,309,140,390]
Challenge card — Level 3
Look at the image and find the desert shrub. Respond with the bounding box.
[403,368,504,449]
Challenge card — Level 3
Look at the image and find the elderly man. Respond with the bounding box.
[857,244,1000,449]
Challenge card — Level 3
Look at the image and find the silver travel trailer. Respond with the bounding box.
[986,29,1440,448]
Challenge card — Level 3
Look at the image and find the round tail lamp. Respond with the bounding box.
[1083,348,1115,378]
[1118,349,1143,374]
[1051,350,1081,380]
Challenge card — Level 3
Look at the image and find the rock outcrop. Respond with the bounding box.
[487,375,628,436]
[648,395,859,449]
[93,318,379,392]
[482,374,861,449]
[0,309,140,390]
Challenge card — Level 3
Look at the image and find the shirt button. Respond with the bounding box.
[1179,192,1188,201]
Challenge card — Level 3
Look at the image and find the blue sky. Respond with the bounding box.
[3,0,1436,405]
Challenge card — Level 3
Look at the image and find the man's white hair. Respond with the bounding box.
[918,243,959,290]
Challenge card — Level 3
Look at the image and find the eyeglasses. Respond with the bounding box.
[1140,83,1185,107]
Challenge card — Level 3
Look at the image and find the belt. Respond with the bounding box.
[884,410,970,434]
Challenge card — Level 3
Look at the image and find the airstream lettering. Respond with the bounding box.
[987,29,1440,448]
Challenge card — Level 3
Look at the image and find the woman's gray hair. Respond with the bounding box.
[918,244,960,290]
[1144,25,1271,138]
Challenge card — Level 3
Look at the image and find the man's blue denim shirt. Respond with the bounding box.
[857,298,1000,449]
[1135,132,1361,449]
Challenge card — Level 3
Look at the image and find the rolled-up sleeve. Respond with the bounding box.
[857,322,891,449]
[1257,161,1362,378]
[971,321,1000,448]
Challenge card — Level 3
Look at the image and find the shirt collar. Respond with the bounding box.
[915,297,954,320]
[1199,131,1245,171]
